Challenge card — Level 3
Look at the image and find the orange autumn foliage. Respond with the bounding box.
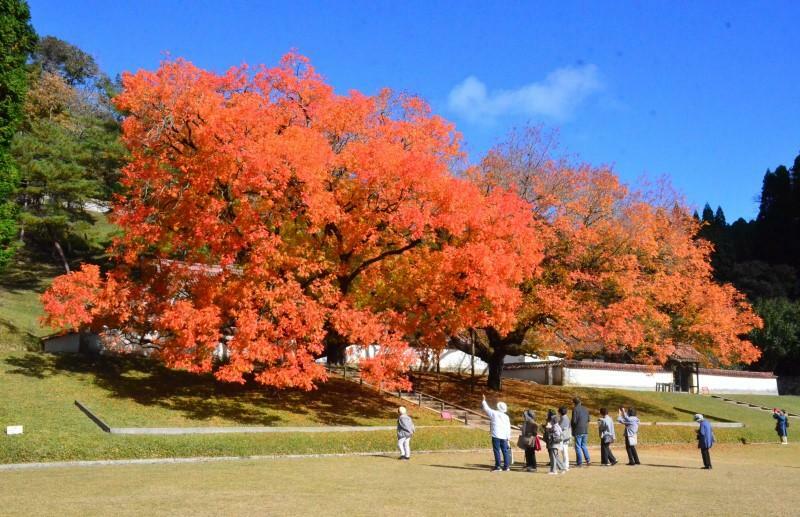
[471,126,761,367]
[41,54,543,390]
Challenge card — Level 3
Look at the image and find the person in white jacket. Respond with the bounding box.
[482,394,511,471]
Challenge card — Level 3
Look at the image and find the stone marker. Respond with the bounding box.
[6,425,23,435]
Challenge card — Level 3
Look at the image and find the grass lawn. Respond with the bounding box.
[0,210,116,350]
[0,351,483,464]
[0,252,59,343]
[727,394,800,414]
[2,444,798,516]
[412,372,786,444]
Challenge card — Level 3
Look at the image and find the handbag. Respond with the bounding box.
[534,435,542,451]
[517,434,534,449]
[628,434,638,446]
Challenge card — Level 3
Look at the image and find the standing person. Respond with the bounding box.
[397,406,415,460]
[618,407,641,466]
[482,394,512,471]
[545,414,566,475]
[558,406,572,471]
[519,409,539,472]
[545,409,556,468]
[571,397,591,467]
[695,414,714,469]
[774,408,789,445]
[598,408,618,466]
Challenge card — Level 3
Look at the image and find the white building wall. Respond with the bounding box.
[699,374,778,395]
[504,368,552,384]
[42,334,80,353]
[562,367,674,391]
[333,346,489,374]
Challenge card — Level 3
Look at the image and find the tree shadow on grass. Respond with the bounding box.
[427,463,498,472]
[4,353,62,378]
[3,353,400,427]
[672,406,738,423]
[641,463,702,470]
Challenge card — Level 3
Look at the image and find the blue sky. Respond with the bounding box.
[28,0,800,221]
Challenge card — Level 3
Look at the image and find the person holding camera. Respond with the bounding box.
[773,408,789,445]
[617,406,640,465]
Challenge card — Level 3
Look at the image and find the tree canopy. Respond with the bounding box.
[452,127,761,389]
[41,57,763,391]
[42,54,542,390]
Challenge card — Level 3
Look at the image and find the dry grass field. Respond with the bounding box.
[2,444,798,516]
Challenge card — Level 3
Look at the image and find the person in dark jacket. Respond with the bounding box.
[773,408,788,445]
[571,397,591,466]
[695,413,714,469]
[521,409,539,472]
[545,409,556,468]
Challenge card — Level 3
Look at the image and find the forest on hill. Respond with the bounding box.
[697,154,800,374]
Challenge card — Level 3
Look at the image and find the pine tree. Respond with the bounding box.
[701,203,714,223]
[0,0,36,269]
[757,166,793,264]
[714,206,727,227]
[11,38,124,272]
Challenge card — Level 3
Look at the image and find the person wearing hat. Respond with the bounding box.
[519,409,540,472]
[396,406,415,460]
[695,413,714,469]
[482,394,512,471]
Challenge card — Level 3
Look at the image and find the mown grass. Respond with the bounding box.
[0,251,58,342]
[0,351,481,464]
[1,352,450,428]
[0,209,117,348]
[412,372,786,444]
[3,446,799,516]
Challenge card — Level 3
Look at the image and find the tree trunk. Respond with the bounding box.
[324,327,348,365]
[54,240,70,273]
[486,349,505,391]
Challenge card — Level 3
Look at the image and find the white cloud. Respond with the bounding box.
[447,64,603,123]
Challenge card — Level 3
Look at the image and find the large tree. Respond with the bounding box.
[453,126,762,390]
[42,54,542,390]
[0,0,36,269]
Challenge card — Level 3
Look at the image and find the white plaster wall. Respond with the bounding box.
[699,374,778,395]
[504,368,549,384]
[329,346,489,374]
[563,367,673,391]
[435,349,488,373]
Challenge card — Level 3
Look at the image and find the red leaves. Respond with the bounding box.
[41,264,103,331]
[42,53,543,390]
[475,126,762,367]
[42,57,759,394]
